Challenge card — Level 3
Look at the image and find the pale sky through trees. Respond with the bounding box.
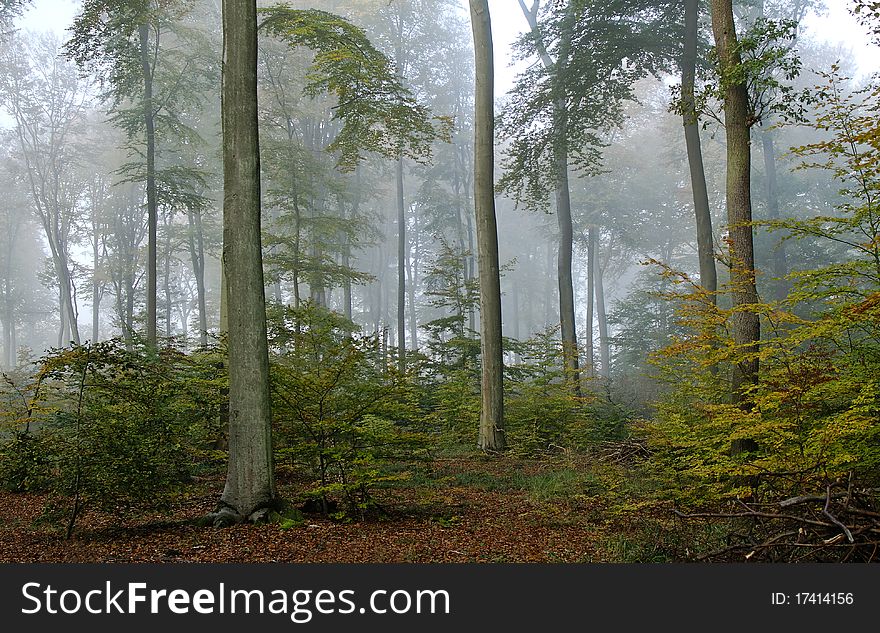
[12,0,880,97]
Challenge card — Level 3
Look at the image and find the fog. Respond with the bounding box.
[0,0,876,410]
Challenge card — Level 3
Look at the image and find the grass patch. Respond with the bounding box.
[525,469,604,503]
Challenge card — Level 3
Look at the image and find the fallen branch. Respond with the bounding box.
[780,491,847,508]
[823,485,854,543]
[674,482,880,562]
[673,509,834,529]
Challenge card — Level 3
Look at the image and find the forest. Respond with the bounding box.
[1,0,880,564]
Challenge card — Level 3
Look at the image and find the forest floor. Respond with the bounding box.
[0,452,688,563]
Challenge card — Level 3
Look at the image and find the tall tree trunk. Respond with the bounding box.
[58,286,67,347]
[710,0,761,411]
[342,236,353,322]
[544,241,554,329]
[217,0,275,522]
[756,0,788,301]
[586,226,595,377]
[406,201,418,351]
[187,208,209,347]
[594,237,610,379]
[683,0,717,300]
[3,273,13,367]
[342,169,359,322]
[555,152,579,389]
[452,119,469,300]
[761,126,788,299]
[396,155,406,372]
[470,0,505,451]
[139,23,158,348]
[3,316,12,368]
[163,212,173,339]
[54,255,79,346]
[519,0,579,391]
[92,217,101,343]
[511,278,521,341]
[464,181,476,335]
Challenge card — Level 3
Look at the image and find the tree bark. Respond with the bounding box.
[218,0,275,522]
[519,0,579,391]
[756,0,788,301]
[396,155,406,372]
[139,22,158,348]
[464,171,476,336]
[91,210,101,343]
[683,0,717,300]
[761,125,788,299]
[710,0,761,409]
[342,169,359,322]
[406,201,418,352]
[586,226,595,377]
[162,210,173,339]
[594,235,610,379]
[187,208,208,347]
[470,0,505,451]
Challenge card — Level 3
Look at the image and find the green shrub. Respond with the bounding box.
[0,340,224,535]
[0,431,52,492]
[268,303,429,517]
[504,329,594,455]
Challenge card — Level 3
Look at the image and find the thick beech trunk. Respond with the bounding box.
[216,0,275,523]
[470,0,505,451]
[710,0,761,439]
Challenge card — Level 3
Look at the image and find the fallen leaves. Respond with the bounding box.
[0,456,610,563]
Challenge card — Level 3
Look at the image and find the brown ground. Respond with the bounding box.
[0,456,641,563]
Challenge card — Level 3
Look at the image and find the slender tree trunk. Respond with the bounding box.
[342,169,359,322]
[406,202,418,351]
[92,219,101,343]
[342,239,353,321]
[452,121,469,293]
[544,241,554,329]
[710,0,761,412]
[470,0,505,451]
[683,0,717,300]
[9,316,15,367]
[373,243,383,332]
[464,183,476,335]
[761,126,788,299]
[163,212,173,339]
[58,286,67,347]
[594,238,610,379]
[555,152,579,389]
[187,209,209,347]
[511,279,521,341]
[519,0,579,391]
[3,274,13,367]
[3,317,12,368]
[217,0,275,522]
[756,0,788,300]
[54,255,79,346]
[396,155,406,372]
[139,23,158,348]
[586,227,595,377]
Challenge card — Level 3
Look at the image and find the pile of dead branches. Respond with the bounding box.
[595,438,651,465]
[674,482,880,562]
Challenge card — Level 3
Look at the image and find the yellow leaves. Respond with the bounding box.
[847,291,880,319]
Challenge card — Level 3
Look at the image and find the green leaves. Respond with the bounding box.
[645,62,880,505]
[259,5,450,171]
[498,0,682,210]
[0,339,227,535]
[267,303,427,518]
[706,17,803,126]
